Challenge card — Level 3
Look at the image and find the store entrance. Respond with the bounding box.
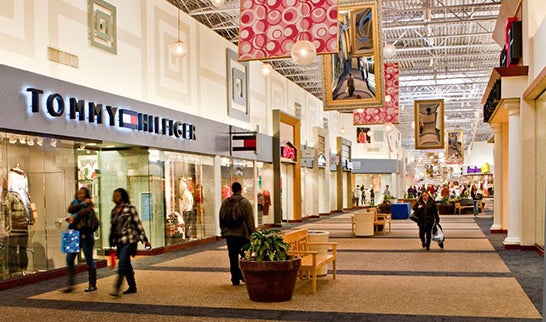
[281,163,294,221]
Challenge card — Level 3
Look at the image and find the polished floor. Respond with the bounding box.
[0,211,542,321]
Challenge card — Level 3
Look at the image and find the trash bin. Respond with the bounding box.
[308,230,330,276]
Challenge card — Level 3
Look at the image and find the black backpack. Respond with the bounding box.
[221,197,244,228]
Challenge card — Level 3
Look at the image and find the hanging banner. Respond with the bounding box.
[238,0,338,61]
[352,62,399,125]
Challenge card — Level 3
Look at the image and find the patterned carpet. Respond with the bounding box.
[0,211,542,321]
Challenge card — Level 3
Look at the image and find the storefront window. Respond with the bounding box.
[220,157,255,212]
[0,133,77,280]
[256,162,273,226]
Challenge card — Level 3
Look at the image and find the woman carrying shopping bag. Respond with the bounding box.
[412,191,441,250]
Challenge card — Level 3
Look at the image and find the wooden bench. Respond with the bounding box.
[454,200,475,214]
[282,229,337,294]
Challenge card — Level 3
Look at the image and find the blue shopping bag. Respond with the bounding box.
[61,229,80,253]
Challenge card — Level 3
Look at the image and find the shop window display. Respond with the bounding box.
[0,133,78,280]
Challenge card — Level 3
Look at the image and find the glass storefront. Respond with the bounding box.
[1,133,78,279]
[0,131,219,281]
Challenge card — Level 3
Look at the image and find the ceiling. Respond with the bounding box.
[168,0,501,152]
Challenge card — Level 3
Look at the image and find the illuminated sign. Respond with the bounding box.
[25,87,196,141]
[281,142,297,162]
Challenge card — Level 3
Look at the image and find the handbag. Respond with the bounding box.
[61,229,80,253]
[77,208,100,233]
[409,212,420,223]
[433,224,444,242]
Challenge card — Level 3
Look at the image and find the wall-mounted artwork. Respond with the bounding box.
[414,99,444,149]
[88,0,117,54]
[446,130,464,164]
[323,0,384,111]
[226,48,249,122]
[356,127,372,144]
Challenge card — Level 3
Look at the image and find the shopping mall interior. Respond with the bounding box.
[0,0,545,320]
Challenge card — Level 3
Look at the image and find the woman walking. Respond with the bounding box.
[109,188,150,297]
[413,191,440,250]
[64,187,97,292]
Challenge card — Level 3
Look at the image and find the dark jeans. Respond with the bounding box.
[8,232,28,273]
[419,222,434,249]
[116,243,136,276]
[226,236,248,284]
[66,232,96,284]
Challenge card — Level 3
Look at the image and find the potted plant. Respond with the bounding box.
[377,195,395,213]
[437,196,453,214]
[239,229,301,302]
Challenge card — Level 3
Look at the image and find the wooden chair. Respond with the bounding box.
[374,213,388,234]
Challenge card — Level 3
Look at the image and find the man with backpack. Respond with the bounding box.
[219,182,255,285]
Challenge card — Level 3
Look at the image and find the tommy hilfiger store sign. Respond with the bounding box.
[25,87,196,141]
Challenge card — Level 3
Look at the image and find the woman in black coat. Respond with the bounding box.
[413,191,440,250]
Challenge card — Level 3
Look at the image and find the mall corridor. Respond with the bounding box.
[0,211,542,321]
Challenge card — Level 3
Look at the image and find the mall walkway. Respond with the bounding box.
[0,211,542,321]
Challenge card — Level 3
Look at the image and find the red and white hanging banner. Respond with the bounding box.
[238,0,338,61]
[353,62,400,125]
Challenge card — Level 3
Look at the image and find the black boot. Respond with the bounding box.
[85,268,97,292]
[63,267,75,293]
[123,271,137,294]
[109,274,123,297]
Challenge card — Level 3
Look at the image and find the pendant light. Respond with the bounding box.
[291,0,316,66]
[384,43,397,59]
[170,9,187,58]
[261,63,273,77]
[211,0,225,7]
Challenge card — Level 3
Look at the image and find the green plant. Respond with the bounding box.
[242,229,291,261]
[440,196,450,205]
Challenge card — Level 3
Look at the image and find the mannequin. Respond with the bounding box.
[178,180,194,240]
[6,166,34,275]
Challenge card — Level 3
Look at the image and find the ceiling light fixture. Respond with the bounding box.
[261,63,273,77]
[170,9,187,58]
[211,0,225,7]
[291,0,316,66]
[384,43,397,59]
[384,122,395,133]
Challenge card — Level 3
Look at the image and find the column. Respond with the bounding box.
[490,123,503,231]
[503,100,522,246]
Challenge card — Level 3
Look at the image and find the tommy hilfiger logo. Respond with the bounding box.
[25,87,196,141]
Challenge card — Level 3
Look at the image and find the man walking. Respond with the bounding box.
[219,182,255,285]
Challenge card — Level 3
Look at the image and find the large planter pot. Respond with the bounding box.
[239,257,301,302]
[437,203,454,214]
[377,203,391,214]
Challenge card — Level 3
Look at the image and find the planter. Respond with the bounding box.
[437,203,454,214]
[377,203,391,214]
[239,257,301,302]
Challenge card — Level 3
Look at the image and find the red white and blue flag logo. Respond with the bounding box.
[119,109,139,129]
[232,134,257,152]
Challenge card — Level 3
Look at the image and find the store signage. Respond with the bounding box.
[464,163,490,175]
[281,142,297,162]
[343,160,353,171]
[317,153,327,168]
[25,87,196,141]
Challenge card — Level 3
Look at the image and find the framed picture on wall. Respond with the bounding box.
[226,48,250,122]
[356,127,372,143]
[414,99,444,149]
[445,130,464,164]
